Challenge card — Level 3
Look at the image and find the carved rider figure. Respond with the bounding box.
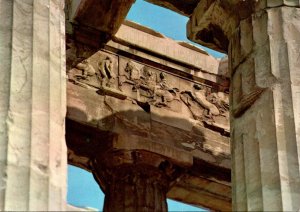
[124,61,141,91]
[152,72,179,107]
[192,84,220,116]
[125,61,140,81]
[98,56,115,87]
[141,67,156,87]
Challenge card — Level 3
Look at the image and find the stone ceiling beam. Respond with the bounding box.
[187,0,300,52]
[144,0,200,16]
[73,0,135,34]
[66,0,135,47]
[187,0,239,53]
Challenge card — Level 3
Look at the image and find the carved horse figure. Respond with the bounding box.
[191,84,220,116]
[76,59,96,79]
[151,72,180,107]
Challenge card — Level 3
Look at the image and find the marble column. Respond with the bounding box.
[0,0,67,210]
[92,150,179,212]
[230,5,300,211]
[188,1,300,211]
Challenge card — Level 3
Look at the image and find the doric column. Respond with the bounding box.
[92,150,182,212]
[231,6,300,211]
[0,0,67,210]
[189,1,300,211]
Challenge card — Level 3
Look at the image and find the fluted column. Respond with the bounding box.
[0,0,67,210]
[103,166,168,212]
[188,1,300,211]
[92,150,180,212]
[229,5,300,212]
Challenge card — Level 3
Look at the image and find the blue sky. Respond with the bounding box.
[126,0,224,58]
[67,0,221,211]
[67,165,206,211]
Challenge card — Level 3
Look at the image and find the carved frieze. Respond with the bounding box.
[68,51,126,99]
[68,50,229,133]
[180,84,229,132]
[118,58,182,112]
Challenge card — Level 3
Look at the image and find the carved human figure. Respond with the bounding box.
[152,72,179,107]
[123,61,141,91]
[98,56,115,87]
[157,72,170,90]
[192,84,220,116]
[76,59,96,79]
[141,67,156,87]
[125,61,140,81]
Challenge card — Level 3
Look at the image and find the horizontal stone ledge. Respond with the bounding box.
[113,134,193,167]
[113,21,223,76]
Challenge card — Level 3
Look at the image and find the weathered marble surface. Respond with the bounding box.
[0,0,13,209]
[67,47,230,139]
[231,6,300,212]
[189,1,300,211]
[145,0,200,16]
[188,0,300,53]
[65,0,135,45]
[114,21,222,79]
[65,1,230,210]
[0,0,67,210]
[233,7,300,211]
[66,34,231,210]
[66,16,230,86]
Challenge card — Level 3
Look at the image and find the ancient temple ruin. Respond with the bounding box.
[0,0,300,211]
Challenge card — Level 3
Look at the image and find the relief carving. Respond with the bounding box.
[98,56,116,88]
[120,60,180,108]
[141,67,156,86]
[192,84,220,116]
[68,52,126,99]
[181,84,229,132]
[76,59,96,80]
[150,72,180,107]
[68,51,230,132]
[207,91,229,115]
[120,61,142,92]
[125,61,140,81]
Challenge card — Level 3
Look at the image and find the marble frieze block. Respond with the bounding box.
[67,49,230,134]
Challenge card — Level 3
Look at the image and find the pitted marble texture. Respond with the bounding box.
[0,0,13,209]
[230,6,300,211]
[0,0,67,210]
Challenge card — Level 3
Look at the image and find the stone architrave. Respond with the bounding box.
[189,1,300,211]
[0,0,67,210]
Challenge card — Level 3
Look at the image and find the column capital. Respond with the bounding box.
[187,0,300,52]
[92,149,184,212]
[92,149,184,194]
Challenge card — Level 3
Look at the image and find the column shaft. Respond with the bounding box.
[0,0,67,210]
[103,166,168,212]
[92,150,178,212]
[0,0,13,209]
[230,6,300,211]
